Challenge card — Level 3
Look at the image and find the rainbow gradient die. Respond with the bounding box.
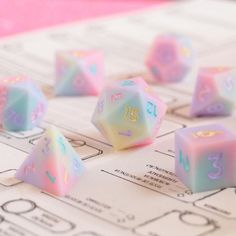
[146,34,195,83]
[55,50,104,96]
[0,76,47,131]
[16,126,84,196]
[175,124,236,193]
[92,77,167,150]
[191,67,236,117]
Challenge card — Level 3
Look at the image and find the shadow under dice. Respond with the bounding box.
[175,124,236,193]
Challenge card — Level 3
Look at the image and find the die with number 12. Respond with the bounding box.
[92,77,167,150]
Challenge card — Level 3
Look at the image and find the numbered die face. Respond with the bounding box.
[191,68,236,117]
[175,124,236,193]
[55,50,104,96]
[92,77,167,150]
[146,34,195,83]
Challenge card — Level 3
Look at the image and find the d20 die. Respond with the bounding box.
[55,50,104,96]
[191,68,236,117]
[175,124,236,193]
[16,126,84,196]
[146,34,195,83]
[0,76,47,131]
[92,77,167,150]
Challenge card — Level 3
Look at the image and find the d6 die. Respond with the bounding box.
[175,124,236,193]
[55,50,104,96]
[0,76,47,131]
[146,34,195,83]
[92,77,167,150]
[191,67,236,117]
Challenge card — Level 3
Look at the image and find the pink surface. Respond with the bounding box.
[0,0,165,37]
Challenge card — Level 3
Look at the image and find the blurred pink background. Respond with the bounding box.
[0,0,166,37]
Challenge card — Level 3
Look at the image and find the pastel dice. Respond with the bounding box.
[55,50,104,96]
[175,124,236,193]
[92,77,167,150]
[146,34,195,83]
[16,126,84,196]
[0,76,47,131]
[191,68,236,117]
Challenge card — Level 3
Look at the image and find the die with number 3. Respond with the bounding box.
[175,124,236,193]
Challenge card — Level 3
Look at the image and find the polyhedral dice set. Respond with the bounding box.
[0,33,235,196]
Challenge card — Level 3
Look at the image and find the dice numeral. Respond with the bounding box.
[97,100,104,113]
[6,109,23,125]
[58,137,66,154]
[206,102,224,114]
[192,130,223,138]
[124,106,139,122]
[147,101,157,117]
[208,153,223,180]
[111,93,123,102]
[198,84,211,102]
[179,150,190,172]
[42,137,51,155]
[121,80,135,86]
[224,76,235,91]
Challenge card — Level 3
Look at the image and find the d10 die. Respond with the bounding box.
[191,68,236,117]
[16,126,84,196]
[146,34,195,83]
[92,77,167,150]
[0,76,47,131]
[55,50,104,96]
[175,124,236,193]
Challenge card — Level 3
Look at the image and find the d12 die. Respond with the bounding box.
[146,34,195,83]
[175,124,236,193]
[16,126,84,196]
[55,50,104,96]
[0,76,47,131]
[191,68,236,117]
[92,77,167,150]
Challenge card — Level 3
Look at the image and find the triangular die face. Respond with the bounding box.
[55,61,94,96]
[105,94,148,149]
[79,53,104,94]
[16,126,84,196]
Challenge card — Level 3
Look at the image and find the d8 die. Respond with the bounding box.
[55,50,104,96]
[191,68,236,117]
[0,76,47,131]
[92,77,167,150]
[146,34,195,83]
[175,124,236,193]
